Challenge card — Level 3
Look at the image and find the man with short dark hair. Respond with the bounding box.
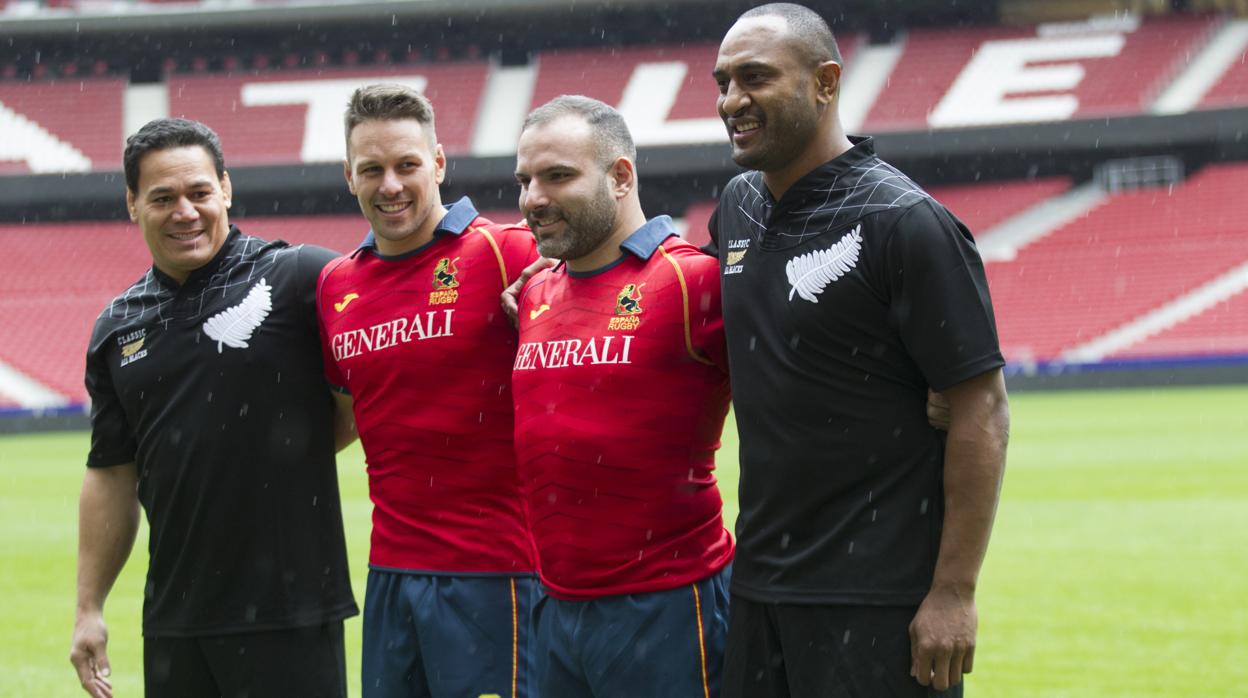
[71,117,357,698]
[318,83,540,698]
[512,94,734,698]
[710,4,1010,697]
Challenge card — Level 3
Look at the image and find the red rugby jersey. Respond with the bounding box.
[512,217,734,600]
[317,198,538,574]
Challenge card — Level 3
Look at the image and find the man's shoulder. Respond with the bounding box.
[92,270,164,333]
[656,236,719,274]
[722,171,766,202]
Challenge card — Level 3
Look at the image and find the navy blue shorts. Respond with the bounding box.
[362,570,540,698]
[534,566,730,698]
[722,595,964,698]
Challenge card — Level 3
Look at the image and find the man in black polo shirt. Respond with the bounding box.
[69,118,358,698]
[710,4,1010,697]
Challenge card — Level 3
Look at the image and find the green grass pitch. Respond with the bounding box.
[2,384,1246,696]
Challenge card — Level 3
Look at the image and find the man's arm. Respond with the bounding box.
[909,368,1009,692]
[501,257,557,327]
[331,391,357,453]
[70,463,140,698]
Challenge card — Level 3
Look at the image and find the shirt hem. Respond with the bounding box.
[729,580,927,607]
[368,564,538,578]
[542,559,733,601]
[141,600,359,638]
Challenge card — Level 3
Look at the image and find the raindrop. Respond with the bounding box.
[206,391,213,402]
[789,335,801,349]
[919,498,929,514]
[239,403,249,417]
[780,533,791,549]
[749,336,757,351]
[312,496,318,506]
[848,541,855,554]
[843,630,852,644]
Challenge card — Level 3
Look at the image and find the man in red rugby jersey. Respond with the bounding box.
[512,95,734,698]
[317,84,539,698]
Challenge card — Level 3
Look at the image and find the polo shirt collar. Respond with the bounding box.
[620,215,677,260]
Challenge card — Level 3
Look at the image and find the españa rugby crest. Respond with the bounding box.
[429,257,460,305]
[608,283,644,331]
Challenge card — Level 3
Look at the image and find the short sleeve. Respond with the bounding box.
[493,224,539,287]
[885,200,1005,391]
[314,255,350,392]
[702,201,722,258]
[84,318,137,468]
[681,250,729,373]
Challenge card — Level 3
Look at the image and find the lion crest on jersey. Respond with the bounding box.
[432,257,460,290]
[615,283,643,316]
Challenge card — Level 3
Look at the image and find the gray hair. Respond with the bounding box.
[522,95,637,168]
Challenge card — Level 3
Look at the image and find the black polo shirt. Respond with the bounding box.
[709,138,1004,605]
[85,226,358,636]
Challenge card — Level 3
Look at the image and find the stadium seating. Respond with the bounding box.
[0,79,126,173]
[925,178,1072,234]
[165,62,491,162]
[1110,287,1248,359]
[986,162,1248,362]
[1200,45,1248,109]
[864,15,1217,131]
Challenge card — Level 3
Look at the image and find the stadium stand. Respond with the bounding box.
[864,15,1218,131]
[0,79,125,174]
[1110,287,1248,358]
[1200,39,1248,108]
[926,178,1073,234]
[986,161,1248,363]
[166,62,491,163]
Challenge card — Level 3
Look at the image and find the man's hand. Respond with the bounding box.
[70,610,114,698]
[909,584,976,692]
[501,257,557,327]
[926,389,951,430]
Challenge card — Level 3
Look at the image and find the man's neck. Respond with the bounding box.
[762,124,854,201]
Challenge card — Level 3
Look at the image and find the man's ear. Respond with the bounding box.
[815,60,842,105]
[221,171,233,209]
[434,144,447,185]
[343,160,356,195]
[126,188,138,222]
[610,156,637,199]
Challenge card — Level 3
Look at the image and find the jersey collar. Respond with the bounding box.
[563,215,677,277]
[353,196,480,257]
[620,215,677,260]
[764,136,876,211]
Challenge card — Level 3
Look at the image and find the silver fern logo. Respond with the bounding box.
[202,278,273,352]
[785,225,863,303]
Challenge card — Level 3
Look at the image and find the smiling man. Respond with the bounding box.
[316,84,540,698]
[512,95,734,698]
[71,118,357,698]
[709,4,1011,698]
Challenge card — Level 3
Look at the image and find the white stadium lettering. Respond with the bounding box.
[928,34,1125,128]
[240,76,429,162]
[0,102,92,173]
